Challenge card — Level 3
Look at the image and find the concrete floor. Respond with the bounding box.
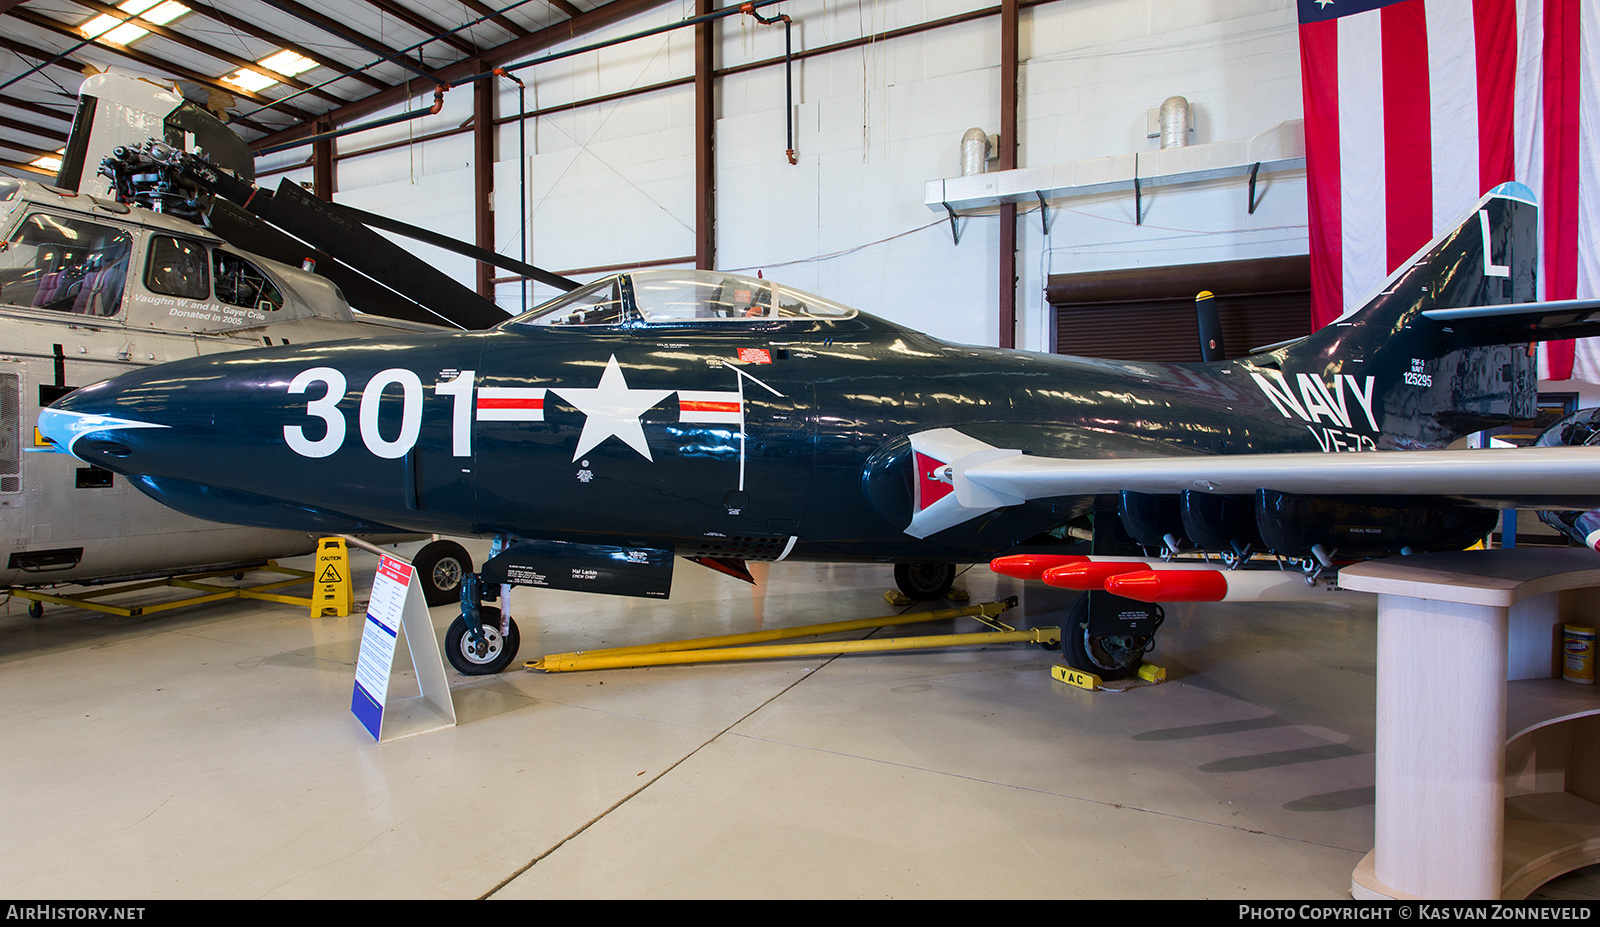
[1,540,1597,900]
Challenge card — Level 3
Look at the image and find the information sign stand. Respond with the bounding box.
[351,554,457,742]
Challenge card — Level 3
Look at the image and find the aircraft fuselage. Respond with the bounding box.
[51,316,1354,566]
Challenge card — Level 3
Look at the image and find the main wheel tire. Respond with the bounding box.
[893,562,956,601]
[1062,595,1149,681]
[414,540,472,607]
[445,606,520,675]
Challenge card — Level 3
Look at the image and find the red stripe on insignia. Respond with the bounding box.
[681,401,740,414]
[478,397,544,410]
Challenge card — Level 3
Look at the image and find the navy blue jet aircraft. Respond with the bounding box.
[37,183,1600,678]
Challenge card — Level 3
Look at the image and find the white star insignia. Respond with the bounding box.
[551,355,672,461]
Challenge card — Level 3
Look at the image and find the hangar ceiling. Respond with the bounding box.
[0,0,669,177]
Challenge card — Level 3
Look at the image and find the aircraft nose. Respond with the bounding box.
[37,381,169,467]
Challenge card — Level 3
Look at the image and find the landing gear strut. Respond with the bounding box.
[446,571,521,676]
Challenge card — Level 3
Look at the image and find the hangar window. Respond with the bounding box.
[212,250,283,313]
[0,212,132,316]
[144,236,209,301]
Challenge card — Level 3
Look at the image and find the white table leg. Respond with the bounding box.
[1372,592,1507,899]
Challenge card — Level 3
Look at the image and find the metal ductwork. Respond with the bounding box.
[1159,96,1191,149]
[924,119,1304,213]
[961,128,991,176]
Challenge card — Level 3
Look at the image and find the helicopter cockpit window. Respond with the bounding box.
[509,276,628,327]
[144,236,210,301]
[213,250,283,313]
[0,212,132,316]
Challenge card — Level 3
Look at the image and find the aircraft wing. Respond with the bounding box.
[905,428,1600,539]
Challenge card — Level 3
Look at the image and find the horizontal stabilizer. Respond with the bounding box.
[1423,298,1600,342]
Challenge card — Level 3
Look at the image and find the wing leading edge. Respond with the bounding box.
[903,428,1600,539]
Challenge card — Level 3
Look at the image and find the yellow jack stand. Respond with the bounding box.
[7,563,314,619]
[529,597,1059,672]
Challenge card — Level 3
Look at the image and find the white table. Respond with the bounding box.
[1339,548,1600,899]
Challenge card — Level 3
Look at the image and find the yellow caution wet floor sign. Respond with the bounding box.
[312,537,353,617]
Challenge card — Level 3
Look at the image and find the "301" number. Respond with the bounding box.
[284,367,475,459]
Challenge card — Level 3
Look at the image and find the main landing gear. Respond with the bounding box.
[412,539,473,607]
[893,562,957,601]
[1061,592,1164,682]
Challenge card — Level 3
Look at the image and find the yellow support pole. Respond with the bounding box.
[528,598,1058,673]
[533,627,1059,672]
[565,599,1019,660]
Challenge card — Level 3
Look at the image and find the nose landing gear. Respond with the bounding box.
[446,571,521,676]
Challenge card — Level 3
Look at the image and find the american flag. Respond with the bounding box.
[1298,0,1598,380]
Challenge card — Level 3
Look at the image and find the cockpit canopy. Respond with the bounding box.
[504,270,860,328]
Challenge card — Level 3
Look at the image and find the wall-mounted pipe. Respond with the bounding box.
[255,84,446,156]
[494,67,531,314]
[742,4,798,165]
[254,0,795,162]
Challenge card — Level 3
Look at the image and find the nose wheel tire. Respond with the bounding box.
[893,562,956,601]
[414,540,473,607]
[445,606,520,675]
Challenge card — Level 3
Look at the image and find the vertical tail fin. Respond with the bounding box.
[1265,183,1541,449]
